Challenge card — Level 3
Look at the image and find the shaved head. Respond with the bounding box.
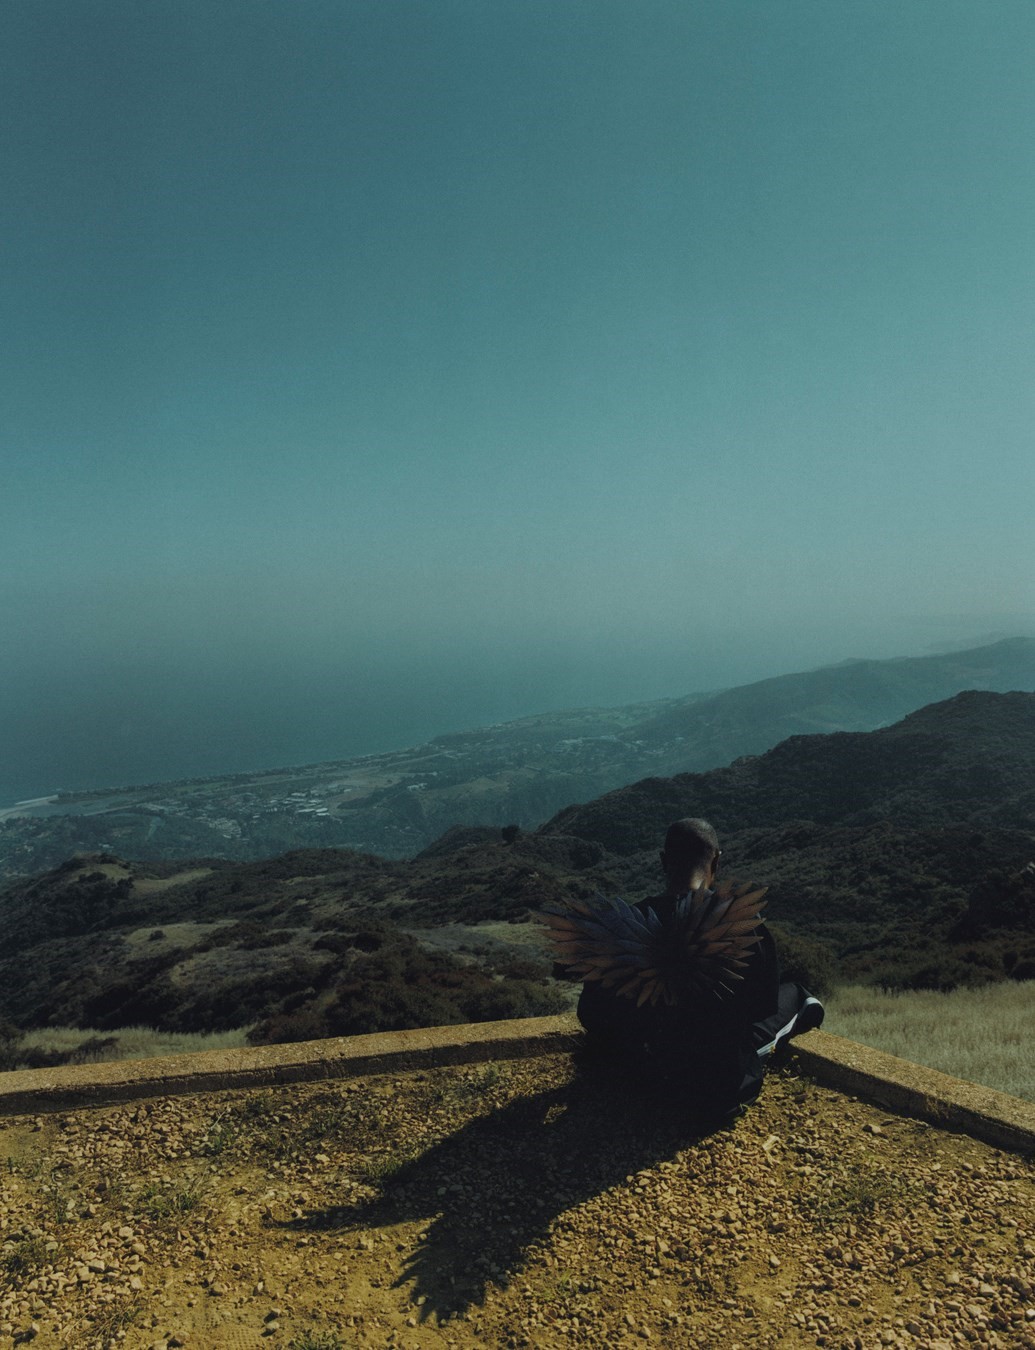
[661,817,720,894]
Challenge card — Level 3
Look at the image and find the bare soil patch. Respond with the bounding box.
[1,1055,1032,1349]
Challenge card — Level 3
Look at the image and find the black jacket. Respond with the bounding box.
[576,892,781,1108]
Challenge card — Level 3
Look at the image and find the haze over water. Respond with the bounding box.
[3,2,1034,802]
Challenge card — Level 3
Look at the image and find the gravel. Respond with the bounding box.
[0,1054,1032,1349]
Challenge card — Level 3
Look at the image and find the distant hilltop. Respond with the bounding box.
[1,636,1033,880]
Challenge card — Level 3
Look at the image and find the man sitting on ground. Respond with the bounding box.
[551,817,823,1119]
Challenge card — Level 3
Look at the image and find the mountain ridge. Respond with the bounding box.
[626,636,1035,757]
[2,636,1033,879]
[545,687,1035,850]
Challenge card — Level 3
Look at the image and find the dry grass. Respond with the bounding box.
[824,979,1035,1102]
[121,919,231,953]
[14,1024,252,1066]
[130,867,213,896]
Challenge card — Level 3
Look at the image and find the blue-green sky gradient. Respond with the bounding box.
[3,1,1034,798]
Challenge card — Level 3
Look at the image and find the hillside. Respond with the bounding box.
[2,636,1032,879]
[627,634,1035,764]
[546,690,1035,977]
[548,687,1035,846]
[1,690,1034,1060]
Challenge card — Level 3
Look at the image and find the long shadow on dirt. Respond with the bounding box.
[277,1062,729,1321]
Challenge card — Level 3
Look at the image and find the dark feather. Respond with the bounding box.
[539,880,768,1007]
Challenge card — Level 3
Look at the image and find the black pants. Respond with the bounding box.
[739,981,825,1099]
[653,981,825,1116]
[578,982,824,1119]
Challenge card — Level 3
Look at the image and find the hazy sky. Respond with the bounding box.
[3,1,1034,799]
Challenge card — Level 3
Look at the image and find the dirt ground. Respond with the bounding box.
[1,1053,1033,1350]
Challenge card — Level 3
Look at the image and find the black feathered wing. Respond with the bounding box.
[539,881,768,1007]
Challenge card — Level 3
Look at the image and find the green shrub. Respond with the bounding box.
[769,925,838,997]
[0,1017,22,1071]
[882,954,999,993]
[956,866,1035,936]
[248,923,568,1046]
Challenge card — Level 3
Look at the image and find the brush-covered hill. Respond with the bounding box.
[545,689,1035,982]
[2,637,1032,877]
[547,687,1035,847]
[2,690,1033,1060]
[0,832,609,1060]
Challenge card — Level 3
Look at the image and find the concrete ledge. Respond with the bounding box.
[0,1015,582,1117]
[792,1028,1035,1155]
[1,1016,1032,1156]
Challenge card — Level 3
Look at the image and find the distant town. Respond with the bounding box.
[0,700,668,880]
